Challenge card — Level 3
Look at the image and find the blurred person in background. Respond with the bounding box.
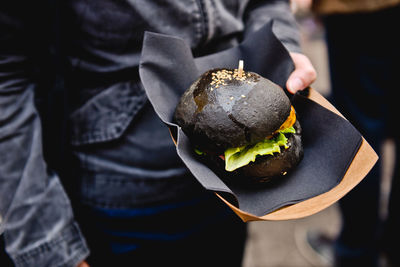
[0,0,316,266]
[309,1,400,266]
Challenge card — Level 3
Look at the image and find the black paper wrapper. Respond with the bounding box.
[139,22,362,217]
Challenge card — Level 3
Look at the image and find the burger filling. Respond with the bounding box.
[224,106,297,172]
[224,126,295,171]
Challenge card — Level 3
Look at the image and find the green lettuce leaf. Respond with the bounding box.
[224,126,295,172]
[279,126,296,134]
[194,147,205,155]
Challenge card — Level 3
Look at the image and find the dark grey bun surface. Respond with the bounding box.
[174,68,303,183]
[173,68,292,151]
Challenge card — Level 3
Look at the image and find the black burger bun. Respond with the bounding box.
[174,68,292,151]
[173,68,303,184]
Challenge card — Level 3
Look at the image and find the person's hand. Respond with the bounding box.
[286,52,317,94]
[77,261,90,267]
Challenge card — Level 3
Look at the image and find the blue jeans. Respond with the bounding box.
[76,195,247,267]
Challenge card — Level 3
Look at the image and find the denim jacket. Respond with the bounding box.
[0,0,300,266]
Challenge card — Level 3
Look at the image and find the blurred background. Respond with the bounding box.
[242,1,395,266]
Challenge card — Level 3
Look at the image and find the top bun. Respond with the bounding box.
[174,68,291,151]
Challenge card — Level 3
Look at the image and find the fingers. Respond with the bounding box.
[77,261,90,267]
[286,52,317,94]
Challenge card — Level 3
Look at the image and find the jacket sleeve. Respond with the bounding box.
[244,0,302,53]
[0,2,89,267]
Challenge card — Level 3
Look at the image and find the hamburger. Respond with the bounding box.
[173,67,303,183]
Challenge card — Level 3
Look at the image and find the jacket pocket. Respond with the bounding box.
[69,80,147,146]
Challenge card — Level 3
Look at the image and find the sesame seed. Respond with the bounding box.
[209,69,251,89]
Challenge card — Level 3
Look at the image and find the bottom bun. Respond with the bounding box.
[240,133,303,183]
[202,132,303,185]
